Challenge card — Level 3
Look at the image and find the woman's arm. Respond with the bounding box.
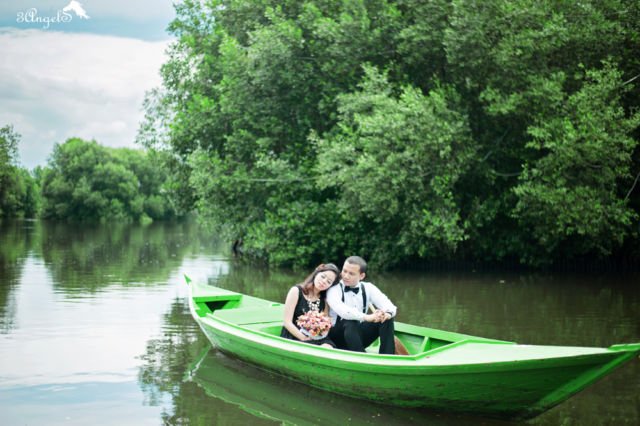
[283,286,310,341]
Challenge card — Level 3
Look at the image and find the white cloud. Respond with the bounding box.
[0,28,171,168]
[79,0,176,21]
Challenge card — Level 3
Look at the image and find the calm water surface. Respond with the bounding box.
[0,220,638,425]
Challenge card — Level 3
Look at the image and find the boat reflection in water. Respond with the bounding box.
[190,349,491,426]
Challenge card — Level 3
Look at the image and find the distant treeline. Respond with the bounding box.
[0,126,179,223]
[136,0,640,269]
[7,1,640,269]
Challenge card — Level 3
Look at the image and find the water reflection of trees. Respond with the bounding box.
[137,297,276,425]
[383,271,640,348]
[36,220,218,294]
[137,298,206,405]
[0,220,38,333]
[215,262,299,303]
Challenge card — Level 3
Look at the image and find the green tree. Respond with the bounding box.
[141,0,640,268]
[0,125,40,218]
[512,64,640,264]
[0,125,18,175]
[41,138,177,222]
[316,67,475,265]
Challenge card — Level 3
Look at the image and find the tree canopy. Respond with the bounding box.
[139,0,640,268]
[40,138,178,222]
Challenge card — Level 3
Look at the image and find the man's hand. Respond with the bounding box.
[364,312,381,323]
[375,309,391,322]
[365,310,390,323]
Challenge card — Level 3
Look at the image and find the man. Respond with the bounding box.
[326,256,396,354]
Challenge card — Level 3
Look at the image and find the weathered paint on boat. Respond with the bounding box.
[186,278,640,419]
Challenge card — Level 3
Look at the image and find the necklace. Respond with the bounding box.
[307,298,321,312]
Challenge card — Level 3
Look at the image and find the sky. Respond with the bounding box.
[0,1,177,168]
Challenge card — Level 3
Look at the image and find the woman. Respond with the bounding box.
[280,263,339,348]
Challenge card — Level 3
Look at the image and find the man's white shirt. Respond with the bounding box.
[326,281,397,325]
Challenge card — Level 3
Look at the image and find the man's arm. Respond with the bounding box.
[367,282,397,318]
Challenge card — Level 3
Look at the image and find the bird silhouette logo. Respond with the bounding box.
[62,1,90,19]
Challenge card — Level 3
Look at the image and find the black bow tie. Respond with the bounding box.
[344,286,359,294]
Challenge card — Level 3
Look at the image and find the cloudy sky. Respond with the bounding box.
[0,1,176,168]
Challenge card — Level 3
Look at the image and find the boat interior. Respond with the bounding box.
[192,291,469,356]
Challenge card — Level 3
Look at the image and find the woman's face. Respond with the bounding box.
[313,270,337,291]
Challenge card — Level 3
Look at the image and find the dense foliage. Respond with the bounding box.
[40,138,178,222]
[139,0,640,268]
[0,125,39,218]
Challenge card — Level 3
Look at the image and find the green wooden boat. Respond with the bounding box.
[186,278,640,420]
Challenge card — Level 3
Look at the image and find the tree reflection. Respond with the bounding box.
[214,262,297,302]
[137,297,277,425]
[137,297,207,405]
[383,271,640,348]
[0,220,38,333]
[35,220,215,294]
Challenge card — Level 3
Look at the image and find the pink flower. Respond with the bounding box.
[297,311,332,338]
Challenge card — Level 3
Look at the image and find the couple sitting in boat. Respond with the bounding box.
[280,256,397,354]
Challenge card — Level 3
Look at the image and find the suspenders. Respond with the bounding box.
[337,283,367,322]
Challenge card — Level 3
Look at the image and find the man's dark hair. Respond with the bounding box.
[345,256,367,274]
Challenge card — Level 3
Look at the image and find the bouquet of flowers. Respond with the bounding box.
[296,310,332,340]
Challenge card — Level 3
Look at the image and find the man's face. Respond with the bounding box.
[341,261,364,286]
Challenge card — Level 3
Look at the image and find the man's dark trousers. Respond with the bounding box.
[330,319,395,354]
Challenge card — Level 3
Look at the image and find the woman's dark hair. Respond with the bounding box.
[299,263,340,297]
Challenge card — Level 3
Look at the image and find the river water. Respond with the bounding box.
[0,220,638,425]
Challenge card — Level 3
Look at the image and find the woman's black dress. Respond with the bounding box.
[280,285,335,347]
